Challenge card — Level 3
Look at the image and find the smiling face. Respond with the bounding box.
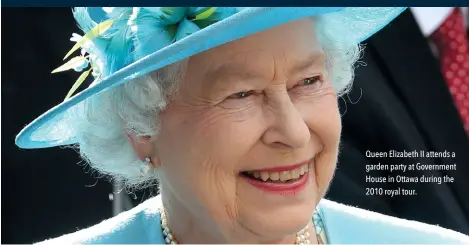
[152,18,341,243]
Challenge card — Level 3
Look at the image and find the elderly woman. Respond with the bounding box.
[16,7,469,244]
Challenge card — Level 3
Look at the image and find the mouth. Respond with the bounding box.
[240,160,312,194]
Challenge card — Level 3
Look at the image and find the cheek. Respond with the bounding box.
[298,92,341,193]
[157,124,241,224]
[182,104,266,171]
[155,104,263,219]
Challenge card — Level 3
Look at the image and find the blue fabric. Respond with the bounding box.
[35,196,469,244]
[15,7,406,149]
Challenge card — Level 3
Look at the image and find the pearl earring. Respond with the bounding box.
[140,157,152,176]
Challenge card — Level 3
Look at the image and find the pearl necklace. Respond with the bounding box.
[160,208,313,244]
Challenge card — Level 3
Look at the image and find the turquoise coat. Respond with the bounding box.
[35,196,469,244]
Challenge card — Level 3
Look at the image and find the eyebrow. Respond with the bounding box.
[288,53,325,75]
[205,63,267,83]
[205,52,325,85]
[201,62,268,97]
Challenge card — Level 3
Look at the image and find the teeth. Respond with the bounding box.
[279,171,291,181]
[269,172,280,181]
[260,172,269,181]
[248,163,309,182]
[301,165,307,175]
[291,168,300,179]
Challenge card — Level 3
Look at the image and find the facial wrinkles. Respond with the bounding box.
[199,49,274,99]
[177,55,269,128]
[279,50,290,84]
[181,154,235,231]
[295,83,336,105]
[177,86,218,110]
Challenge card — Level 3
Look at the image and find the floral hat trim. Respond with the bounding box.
[51,7,239,100]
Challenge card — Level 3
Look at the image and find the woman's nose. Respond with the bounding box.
[261,94,310,150]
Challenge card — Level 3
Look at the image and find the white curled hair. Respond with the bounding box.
[69,17,362,189]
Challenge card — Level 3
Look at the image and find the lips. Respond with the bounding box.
[244,162,309,182]
[241,160,313,194]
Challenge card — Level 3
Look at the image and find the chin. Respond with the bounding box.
[237,178,317,239]
[239,199,315,240]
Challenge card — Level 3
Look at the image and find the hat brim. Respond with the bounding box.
[16,7,406,149]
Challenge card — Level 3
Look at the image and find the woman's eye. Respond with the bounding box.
[228,91,255,99]
[300,76,323,86]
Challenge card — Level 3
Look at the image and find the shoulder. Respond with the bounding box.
[35,196,165,244]
[319,199,469,244]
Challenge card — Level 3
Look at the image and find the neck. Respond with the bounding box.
[160,190,319,244]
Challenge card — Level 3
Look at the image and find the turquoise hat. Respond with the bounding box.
[15,7,406,149]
